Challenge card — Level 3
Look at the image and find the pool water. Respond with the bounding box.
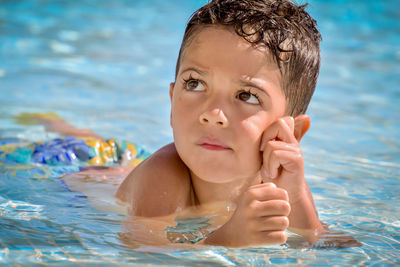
[0,0,399,265]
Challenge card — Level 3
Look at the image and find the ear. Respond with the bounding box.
[294,114,311,142]
[169,82,175,127]
[169,82,175,101]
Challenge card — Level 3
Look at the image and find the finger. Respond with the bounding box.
[260,117,296,151]
[250,182,276,189]
[261,141,301,180]
[268,150,303,179]
[256,216,289,231]
[258,230,288,245]
[283,116,295,134]
[246,183,289,202]
[252,199,291,217]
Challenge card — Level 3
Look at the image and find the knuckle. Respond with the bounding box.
[294,153,302,160]
[284,202,291,215]
[264,182,276,188]
[278,201,291,215]
[264,140,273,149]
[278,231,288,244]
[272,216,289,230]
[294,146,301,153]
[245,188,257,200]
[278,188,289,201]
[248,200,259,211]
[278,118,286,125]
[265,231,288,245]
[281,217,289,229]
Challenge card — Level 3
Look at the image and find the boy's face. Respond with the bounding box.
[170,26,287,184]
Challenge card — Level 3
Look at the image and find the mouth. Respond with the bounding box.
[197,137,231,151]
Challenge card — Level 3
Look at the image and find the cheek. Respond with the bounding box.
[171,97,198,140]
[240,112,272,156]
[237,117,267,170]
[240,115,268,144]
[171,96,187,129]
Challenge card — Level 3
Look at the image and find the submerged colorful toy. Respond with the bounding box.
[0,136,150,167]
[0,112,151,179]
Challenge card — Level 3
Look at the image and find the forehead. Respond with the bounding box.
[180,26,282,89]
[184,27,277,70]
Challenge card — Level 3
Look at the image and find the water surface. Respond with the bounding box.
[0,0,399,265]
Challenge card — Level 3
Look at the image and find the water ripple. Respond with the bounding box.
[0,195,46,221]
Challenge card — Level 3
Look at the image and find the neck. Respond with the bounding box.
[189,170,262,206]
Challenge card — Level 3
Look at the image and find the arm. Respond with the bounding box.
[197,117,315,248]
[259,116,360,247]
[260,116,323,243]
[118,144,290,247]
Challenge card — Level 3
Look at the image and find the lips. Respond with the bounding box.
[197,137,231,151]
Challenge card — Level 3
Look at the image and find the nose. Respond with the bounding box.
[199,108,229,128]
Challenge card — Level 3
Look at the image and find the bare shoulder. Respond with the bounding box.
[115,143,192,217]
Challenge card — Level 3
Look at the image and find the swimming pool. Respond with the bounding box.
[0,0,399,265]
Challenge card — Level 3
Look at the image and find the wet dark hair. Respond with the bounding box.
[175,0,321,116]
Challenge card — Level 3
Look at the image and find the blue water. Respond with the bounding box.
[0,0,399,265]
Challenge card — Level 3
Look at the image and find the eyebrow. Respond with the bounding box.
[179,67,208,76]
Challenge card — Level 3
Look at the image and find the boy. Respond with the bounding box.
[5,0,329,248]
[116,0,323,247]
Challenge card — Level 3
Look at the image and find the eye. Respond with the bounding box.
[237,90,261,104]
[183,77,205,91]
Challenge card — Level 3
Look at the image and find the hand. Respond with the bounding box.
[204,182,290,247]
[260,116,308,204]
[260,116,323,238]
